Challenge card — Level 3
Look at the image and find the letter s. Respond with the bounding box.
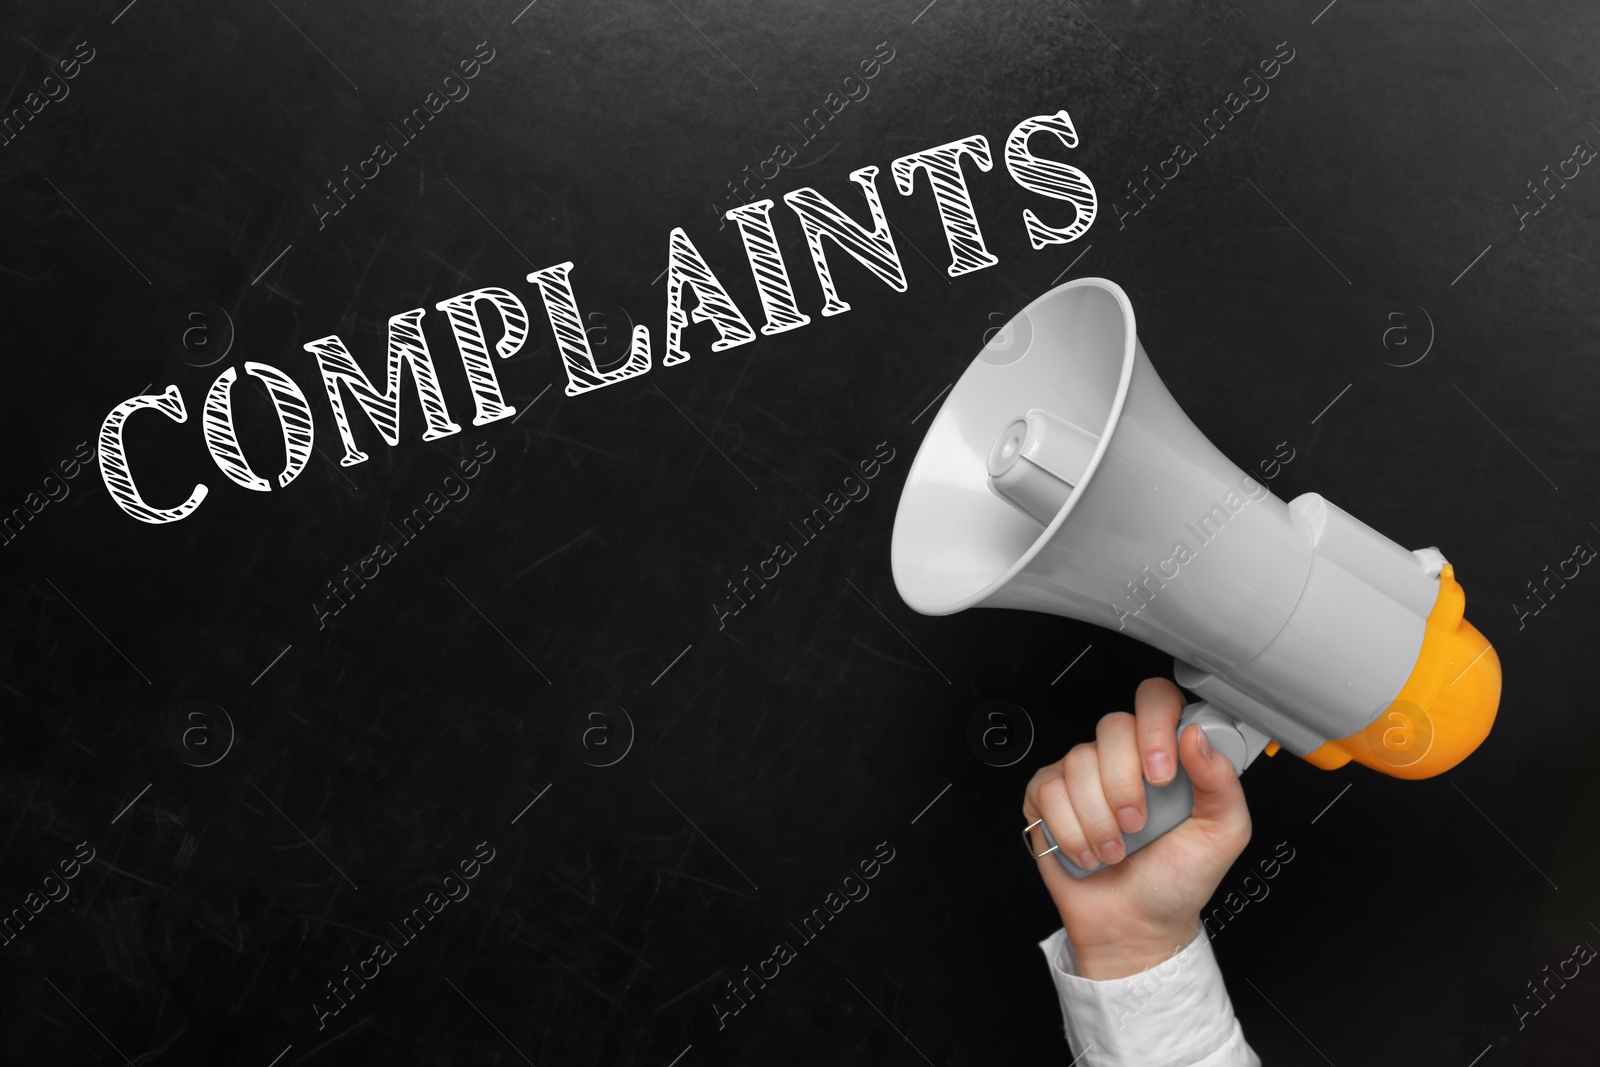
[1004,110,1097,249]
[99,386,208,524]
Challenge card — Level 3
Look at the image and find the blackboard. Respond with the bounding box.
[3,1,1599,1064]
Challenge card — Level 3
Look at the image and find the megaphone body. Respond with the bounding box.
[890,278,1500,877]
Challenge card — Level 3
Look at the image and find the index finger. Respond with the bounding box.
[1133,677,1185,785]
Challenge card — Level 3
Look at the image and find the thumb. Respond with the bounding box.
[1178,722,1248,829]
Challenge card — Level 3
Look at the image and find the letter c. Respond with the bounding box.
[1157,155,1180,180]
[757,955,780,979]
[757,556,780,579]
[358,156,381,180]
[357,954,381,979]
[99,385,208,524]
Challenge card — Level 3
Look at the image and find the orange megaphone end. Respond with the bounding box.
[1302,564,1501,780]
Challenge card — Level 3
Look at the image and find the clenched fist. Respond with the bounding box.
[1023,678,1253,979]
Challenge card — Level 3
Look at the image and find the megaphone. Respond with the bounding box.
[890,278,1500,877]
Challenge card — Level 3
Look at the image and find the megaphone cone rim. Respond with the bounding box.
[891,276,1140,616]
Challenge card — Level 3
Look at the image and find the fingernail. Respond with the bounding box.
[1196,728,1213,759]
[1077,849,1099,870]
[1117,805,1145,833]
[1098,839,1124,864]
[1148,751,1173,783]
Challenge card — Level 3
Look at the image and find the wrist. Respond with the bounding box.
[1066,919,1201,981]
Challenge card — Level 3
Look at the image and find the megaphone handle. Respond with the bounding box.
[1039,702,1245,879]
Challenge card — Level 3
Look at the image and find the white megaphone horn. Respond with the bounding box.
[890,278,1501,877]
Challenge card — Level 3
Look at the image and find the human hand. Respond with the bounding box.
[1022,678,1252,979]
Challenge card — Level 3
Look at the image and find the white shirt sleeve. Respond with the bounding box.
[1038,927,1260,1067]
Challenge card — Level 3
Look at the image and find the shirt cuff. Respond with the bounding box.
[1038,927,1259,1067]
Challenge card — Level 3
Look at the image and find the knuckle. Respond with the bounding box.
[1099,710,1135,732]
[1064,776,1110,824]
[1063,743,1098,772]
[1038,776,1070,810]
[1023,766,1050,799]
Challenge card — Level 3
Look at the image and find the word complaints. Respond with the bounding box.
[714,441,895,629]
[98,105,1097,525]
[711,840,896,1029]
[313,840,496,1029]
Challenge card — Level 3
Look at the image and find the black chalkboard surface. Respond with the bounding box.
[3,1,1599,1064]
